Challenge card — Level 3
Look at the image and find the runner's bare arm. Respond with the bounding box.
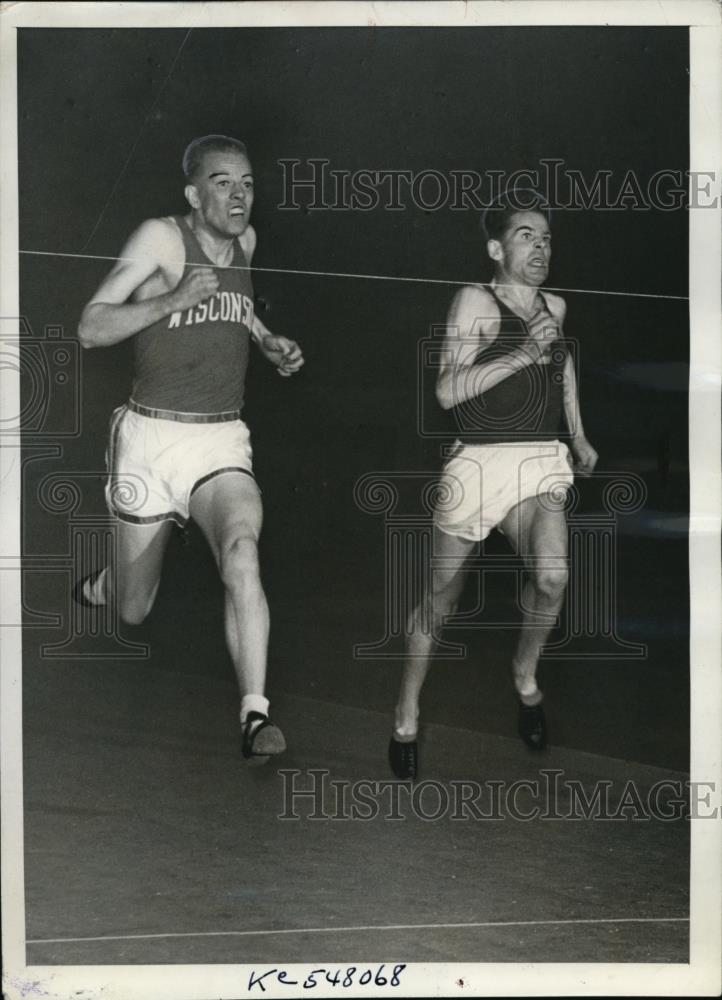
[435,285,543,410]
[560,317,598,475]
[243,226,303,375]
[78,219,217,349]
[251,312,304,375]
[561,353,584,442]
[250,311,272,345]
[552,296,584,439]
[241,226,277,346]
[241,226,282,348]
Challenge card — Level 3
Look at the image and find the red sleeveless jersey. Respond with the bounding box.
[131,216,254,415]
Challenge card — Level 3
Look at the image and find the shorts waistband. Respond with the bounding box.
[127,400,241,424]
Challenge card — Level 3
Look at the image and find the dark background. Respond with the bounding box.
[19,27,690,769]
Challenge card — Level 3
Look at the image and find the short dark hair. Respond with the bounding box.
[482,188,551,242]
[182,135,248,181]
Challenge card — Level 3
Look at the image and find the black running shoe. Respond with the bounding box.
[518,701,547,751]
[388,735,418,780]
[242,711,287,760]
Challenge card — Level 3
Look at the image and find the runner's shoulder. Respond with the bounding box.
[448,283,501,340]
[450,283,500,314]
[142,215,184,244]
[127,216,184,265]
[542,289,566,320]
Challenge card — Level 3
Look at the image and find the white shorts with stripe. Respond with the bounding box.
[433,439,574,543]
[104,400,255,527]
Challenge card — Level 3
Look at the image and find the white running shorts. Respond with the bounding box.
[104,403,255,526]
[433,439,574,542]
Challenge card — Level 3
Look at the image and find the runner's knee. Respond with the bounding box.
[424,573,463,620]
[533,565,568,598]
[218,534,260,592]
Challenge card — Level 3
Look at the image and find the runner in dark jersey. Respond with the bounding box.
[75,135,304,760]
[388,190,598,780]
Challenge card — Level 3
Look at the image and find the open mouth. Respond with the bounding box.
[229,208,244,217]
[528,257,547,267]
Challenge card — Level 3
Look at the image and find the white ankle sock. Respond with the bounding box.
[240,694,270,725]
[519,686,543,707]
[393,710,419,740]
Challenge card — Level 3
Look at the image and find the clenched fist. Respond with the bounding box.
[259,334,305,376]
[170,267,220,312]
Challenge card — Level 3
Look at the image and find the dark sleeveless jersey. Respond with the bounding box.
[130,215,254,415]
[450,287,567,444]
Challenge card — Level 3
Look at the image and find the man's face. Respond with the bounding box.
[489,209,551,285]
[187,149,254,238]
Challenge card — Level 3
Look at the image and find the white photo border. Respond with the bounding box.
[1,2,720,998]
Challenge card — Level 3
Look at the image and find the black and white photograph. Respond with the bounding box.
[1,2,720,998]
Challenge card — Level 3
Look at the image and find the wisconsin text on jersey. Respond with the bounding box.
[168,291,254,330]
